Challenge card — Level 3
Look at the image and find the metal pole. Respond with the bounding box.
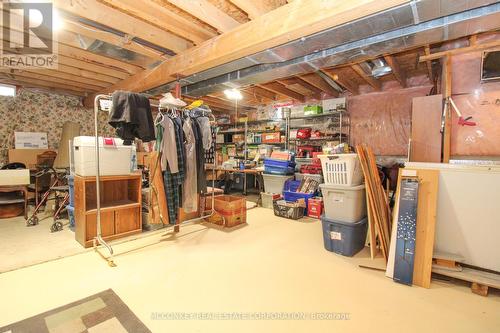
[93,95,114,266]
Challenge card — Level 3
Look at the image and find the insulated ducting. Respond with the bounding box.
[144,1,500,97]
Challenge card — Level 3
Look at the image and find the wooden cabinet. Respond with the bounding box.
[74,173,142,248]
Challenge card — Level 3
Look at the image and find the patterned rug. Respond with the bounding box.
[0,289,150,333]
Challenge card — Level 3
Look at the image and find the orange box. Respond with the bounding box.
[262,132,281,143]
[205,195,247,228]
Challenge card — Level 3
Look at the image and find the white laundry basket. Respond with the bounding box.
[319,154,363,186]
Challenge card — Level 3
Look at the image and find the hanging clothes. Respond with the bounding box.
[192,118,207,194]
[182,118,198,213]
[196,116,212,150]
[163,115,186,224]
[108,90,155,145]
[157,116,179,173]
[205,127,216,164]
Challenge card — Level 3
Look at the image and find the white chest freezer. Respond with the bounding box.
[73,136,134,176]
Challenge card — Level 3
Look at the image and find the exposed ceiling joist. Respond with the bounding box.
[55,64,121,84]
[351,64,381,91]
[84,0,408,104]
[0,69,102,92]
[383,55,407,88]
[53,0,193,54]
[298,73,339,97]
[0,74,89,95]
[246,86,277,101]
[61,19,166,61]
[98,0,215,44]
[419,39,500,62]
[165,0,240,33]
[57,55,130,80]
[228,0,278,19]
[258,82,306,102]
[278,77,323,95]
[321,71,359,95]
[24,69,111,88]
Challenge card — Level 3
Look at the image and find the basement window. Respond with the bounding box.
[0,84,16,97]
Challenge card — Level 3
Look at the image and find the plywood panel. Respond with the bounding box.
[410,95,442,163]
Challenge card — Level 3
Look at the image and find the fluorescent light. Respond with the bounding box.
[0,84,16,97]
[223,88,243,100]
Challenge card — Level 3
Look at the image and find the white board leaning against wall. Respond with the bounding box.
[405,162,500,272]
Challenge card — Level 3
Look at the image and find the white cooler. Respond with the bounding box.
[73,136,134,176]
[262,174,294,194]
[320,184,366,223]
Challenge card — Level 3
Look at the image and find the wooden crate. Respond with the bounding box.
[205,195,246,228]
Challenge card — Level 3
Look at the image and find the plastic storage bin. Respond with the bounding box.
[320,184,366,223]
[262,174,294,194]
[295,173,324,184]
[318,154,363,186]
[67,175,74,207]
[282,180,316,211]
[273,200,305,220]
[321,215,368,256]
[73,136,134,176]
[264,165,295,175]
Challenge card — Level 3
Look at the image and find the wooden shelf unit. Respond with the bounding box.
[74,173,142,248]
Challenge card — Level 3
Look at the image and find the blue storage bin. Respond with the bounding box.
[283,180,316,211]
[321,215,368,257]
[67,205,75,228]
[264,165,295,175]
[264,158,296,168]
[67,175,74,207]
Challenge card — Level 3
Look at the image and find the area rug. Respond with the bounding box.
[0,289,150,333]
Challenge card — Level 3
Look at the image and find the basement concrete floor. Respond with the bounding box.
[0,207,498,333]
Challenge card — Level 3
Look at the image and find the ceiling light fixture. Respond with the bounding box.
[223,88,243,100]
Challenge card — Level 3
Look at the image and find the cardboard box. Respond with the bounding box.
[14,132,48,149]
[8,148,57,169]
[262,132,281,143]
[205,195,246,228]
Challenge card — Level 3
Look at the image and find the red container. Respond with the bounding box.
[300,164,323,174]
[308,197,324,218]
[297,128,312,139]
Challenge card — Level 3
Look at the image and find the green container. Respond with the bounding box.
[304,105,323,116]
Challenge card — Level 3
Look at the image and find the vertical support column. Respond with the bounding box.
[442,55,452,163]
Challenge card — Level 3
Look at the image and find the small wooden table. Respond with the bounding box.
[205,165,263,195]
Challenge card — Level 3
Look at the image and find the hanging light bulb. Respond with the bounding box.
[223,88,243,100]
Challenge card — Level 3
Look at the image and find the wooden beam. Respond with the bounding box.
[0,78,86,97]
[86,0,408,101]
[442,55,452,163]
[0,69,102,91]
[23,69,111,88]
[165,0,240,33]
[62,19,166,61]
[258,82,306,102]
[298,73,339,97]
[228,0,278,19]
[384,55,407,88]
[53,0,193,53]
[351,64,381,91]
[205,95,257,109]
[424,45,434,82]
[55,64,121,85]
[321,70,359,95]
[57,43,143,75]
[0,74,89,95]
[57,55,130,80]
[419,40,500,62]
[278,77,324,95]
[98,0,215,44]
[245,86,277,100]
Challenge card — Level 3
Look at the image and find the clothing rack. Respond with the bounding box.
[93,93,220,267]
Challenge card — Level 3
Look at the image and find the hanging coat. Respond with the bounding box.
[182,118,198,213]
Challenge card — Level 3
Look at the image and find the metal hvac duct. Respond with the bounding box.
[144,0,500,97]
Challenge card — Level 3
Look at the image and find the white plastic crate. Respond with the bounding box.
[318,154,363,186]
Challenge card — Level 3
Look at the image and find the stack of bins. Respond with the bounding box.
[67,174,75,228]
[261,155,295,207]
[318,154,367,256]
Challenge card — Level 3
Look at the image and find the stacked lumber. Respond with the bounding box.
[356,145,391,261]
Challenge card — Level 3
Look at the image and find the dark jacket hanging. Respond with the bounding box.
[192,118,207,194]
[108,90,155,145]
